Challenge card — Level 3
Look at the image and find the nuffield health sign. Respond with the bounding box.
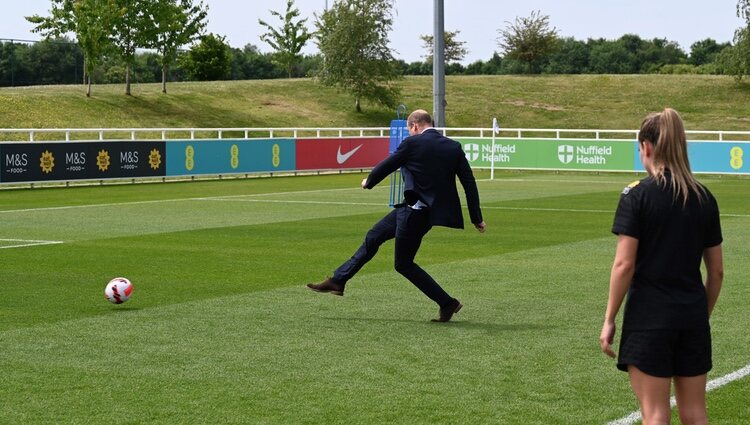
[458,138,634,171]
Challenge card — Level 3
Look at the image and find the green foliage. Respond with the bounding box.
[690,39,731,66]
[659,63,700,74]
[0,38,84,86]
[419,30,469,64]
[258,0,312,78]
[314,0,401,112]
[24,0,208,95]
[109,0,154,95]
[720,1,750,81]
[544,37,590,74]
[739,0,750,22]
[230,44,282,80]
[497,10,560,73]
[179,33,232,81]
[141,0,208,93]
[718,27,750,81]
[27,0,119,97]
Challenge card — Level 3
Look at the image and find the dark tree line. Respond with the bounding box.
[0,38,84,86]
[399,35,730,76]
[0,37,322,87]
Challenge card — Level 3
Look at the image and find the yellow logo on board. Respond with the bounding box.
[97,150,111,172]
[149,149,162,170]
[40,150,55,173]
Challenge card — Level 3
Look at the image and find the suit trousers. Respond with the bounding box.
[332,207,452,307]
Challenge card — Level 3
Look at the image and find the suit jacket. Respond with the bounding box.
[364,128,482,229]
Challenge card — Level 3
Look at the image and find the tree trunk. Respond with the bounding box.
[162,66,167,94]
[125,65,132,96]
[355,97,362,113]
[86,75,91,98]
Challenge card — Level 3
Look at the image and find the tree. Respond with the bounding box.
[27,0,118,97]
[144,0,208,93]
[721,0,750,80]
[315,0,401,112]
[588,39,634,74]
[689,39,730,66]
[740,0,750,21]
[179,33,232,81]
[230,44,283,80]
[109,0,152,95]
[497,10,559,74]
[544,37,590,74]
[258,0,312,78]
[419,30,468,64]
[718,28,750,80]
[26,38,84,85]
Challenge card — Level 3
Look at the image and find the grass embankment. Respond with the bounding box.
[1,75,750,134]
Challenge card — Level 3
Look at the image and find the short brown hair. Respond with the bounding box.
[407,109,432,127]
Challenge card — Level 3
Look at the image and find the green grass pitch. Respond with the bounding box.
[1,170,748,424]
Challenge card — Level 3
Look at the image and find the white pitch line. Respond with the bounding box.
[482,206,750,218]
[0,239,64,249]
[0,185,748,218]
[192,198,750,218]
[0,187,369,215]
[199,198,383,206]
[479,178,627,184]
[606,364,750,425]
[195,186,367,199]
[484,205,611,214]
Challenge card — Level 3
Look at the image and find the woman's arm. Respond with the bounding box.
[703,244,724,317]
[600,234,638,358]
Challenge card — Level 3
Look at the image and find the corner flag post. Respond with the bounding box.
[491,117,500,180]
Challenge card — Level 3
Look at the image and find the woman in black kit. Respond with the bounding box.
[599,108,724,425]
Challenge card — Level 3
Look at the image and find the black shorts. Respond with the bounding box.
[617,328,712,378]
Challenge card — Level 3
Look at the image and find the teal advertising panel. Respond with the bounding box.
[457,138,635,171]
[635,141,750,174]
[166,139,295,176]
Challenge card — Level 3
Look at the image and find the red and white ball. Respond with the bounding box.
[104,277,133,304]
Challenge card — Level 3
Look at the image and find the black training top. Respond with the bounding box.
[612,173,722,330]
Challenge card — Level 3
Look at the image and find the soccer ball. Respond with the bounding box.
[104,277,133,304]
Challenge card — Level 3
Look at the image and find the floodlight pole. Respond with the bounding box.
[433,0,445,127]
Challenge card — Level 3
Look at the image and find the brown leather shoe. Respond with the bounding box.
[431,298,462,322]
[306,277,344,296]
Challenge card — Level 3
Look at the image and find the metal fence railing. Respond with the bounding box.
[2,127,750,142]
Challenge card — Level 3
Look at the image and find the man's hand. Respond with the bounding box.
[361,178,368,189]
[474,221,486,233]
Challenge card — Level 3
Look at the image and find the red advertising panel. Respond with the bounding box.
[296,137,389,170]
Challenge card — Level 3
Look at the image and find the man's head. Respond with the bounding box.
[407,109,433,135]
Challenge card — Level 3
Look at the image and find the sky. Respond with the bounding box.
[1,0,745,64]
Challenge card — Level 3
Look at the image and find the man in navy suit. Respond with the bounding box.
[307,109,486,322]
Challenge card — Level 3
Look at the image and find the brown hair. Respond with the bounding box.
[407,109,432,127]
[638,108,704,204]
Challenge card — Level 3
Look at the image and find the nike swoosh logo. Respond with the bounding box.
[336,144,364,164]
